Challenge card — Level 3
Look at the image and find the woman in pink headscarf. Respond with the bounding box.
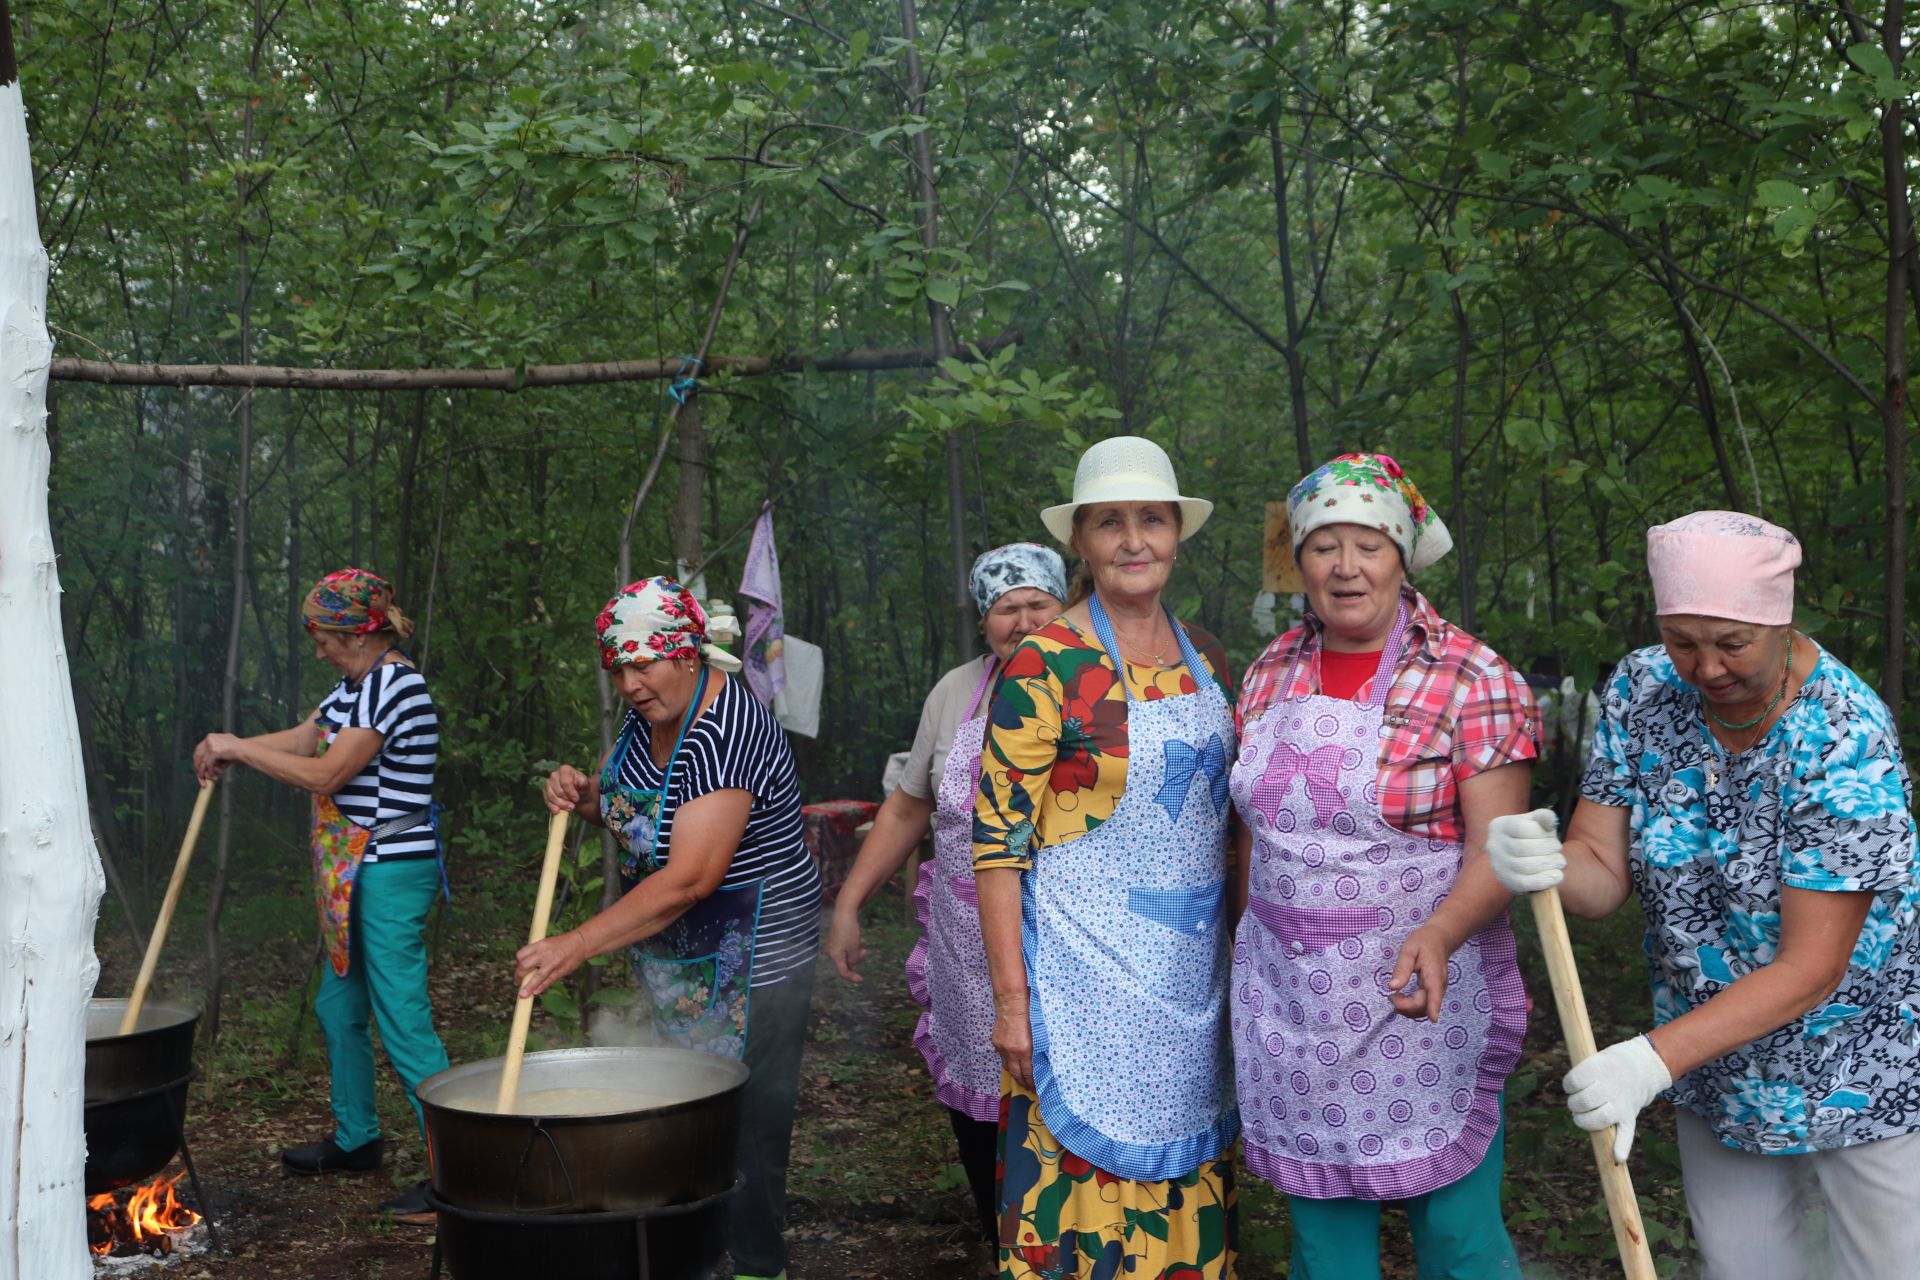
[1487,512,1920,1280]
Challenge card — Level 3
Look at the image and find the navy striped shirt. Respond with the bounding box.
[314,660,439,862]
[612,673,820,986]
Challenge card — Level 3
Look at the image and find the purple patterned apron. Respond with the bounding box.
[904,659,1001,1123]
[1228,605,1526,1199]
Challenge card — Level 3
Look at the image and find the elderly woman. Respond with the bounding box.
[974,436,1238,1279]
[826,542,1067,1244]
[193,568,448,1224]
[518,576,821,1280]
[1229,453,1537,1279]
[1487,512,1920,1280]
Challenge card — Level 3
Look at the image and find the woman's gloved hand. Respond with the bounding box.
[1486,808,1567,893]
[1564,1034,1672,1163]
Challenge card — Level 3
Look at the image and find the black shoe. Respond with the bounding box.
[281,1136,383,1175]
[377,1179,436,1227]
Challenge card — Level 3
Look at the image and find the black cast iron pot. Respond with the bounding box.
[84,998,200,1194]
[417,1046,749,1215]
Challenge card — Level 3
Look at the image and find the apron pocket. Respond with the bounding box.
[1124,882,1227,1005]
[1247,895,1387,955]
[947,873,980,909]
[636,950,725,1017]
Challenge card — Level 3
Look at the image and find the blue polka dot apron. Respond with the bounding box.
[1022,595,1240,1181]
[601,665,762,1061]
[1227,603,1526,1199]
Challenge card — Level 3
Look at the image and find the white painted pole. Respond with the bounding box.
[0,8,108,1277]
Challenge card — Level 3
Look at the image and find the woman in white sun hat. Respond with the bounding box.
[975,436,1240,1278]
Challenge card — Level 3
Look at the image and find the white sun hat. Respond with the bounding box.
[1041,435,1215,543]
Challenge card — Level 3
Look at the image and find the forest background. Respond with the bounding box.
[14,0,1918,1274]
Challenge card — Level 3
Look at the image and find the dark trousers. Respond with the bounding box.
[949,1106,1000,1244]
[728,963,815,1276]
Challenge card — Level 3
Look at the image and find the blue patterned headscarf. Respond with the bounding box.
[970,543,1068,616]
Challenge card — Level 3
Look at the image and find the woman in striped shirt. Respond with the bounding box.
[193,567,448,1224]
[517,576,820,1280]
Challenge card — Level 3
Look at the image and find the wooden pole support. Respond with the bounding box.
[1527,886,1659,1280]
[119,780,216,1036]
[495,811,571,1113]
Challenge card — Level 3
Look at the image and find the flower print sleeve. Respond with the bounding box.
[1579,657,1639,809]
[1778,669,1917,895]
[973,635,1065,872]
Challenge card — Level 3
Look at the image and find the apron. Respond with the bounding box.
[1023,596,1240,1182]
[905,659,1001,1123]
[1228,605,1527,1200]
[310,738,370,980]
[603,667,763,1062]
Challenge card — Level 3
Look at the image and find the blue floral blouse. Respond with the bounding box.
[1582,643,1920,1154]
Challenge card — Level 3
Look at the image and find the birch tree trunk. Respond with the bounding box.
[0,6,107,1275]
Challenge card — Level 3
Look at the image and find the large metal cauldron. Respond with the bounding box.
[419,1047,748,1280]
[84,998,200,1194]
[417,1046,749,1215]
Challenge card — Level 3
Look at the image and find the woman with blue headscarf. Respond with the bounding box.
[826,542,1067,1244]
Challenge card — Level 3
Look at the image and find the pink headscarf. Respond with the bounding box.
[1646,511,1800,625]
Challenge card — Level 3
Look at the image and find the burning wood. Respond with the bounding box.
[87,1172,202,1258]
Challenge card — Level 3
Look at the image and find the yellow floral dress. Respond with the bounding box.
[974,617,1236,1280]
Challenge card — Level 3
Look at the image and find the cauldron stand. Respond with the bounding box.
[423,1176,741,1280]
[83,1068,224,1252]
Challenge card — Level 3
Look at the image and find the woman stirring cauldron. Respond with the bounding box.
[517,576,820,1280]
[193,567,448,1225]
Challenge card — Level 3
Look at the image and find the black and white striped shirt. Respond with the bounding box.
[314,660,439,862]
[611,673,820,986]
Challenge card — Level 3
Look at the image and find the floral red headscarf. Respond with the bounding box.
[595,576,743,672]
[303,568,414,641]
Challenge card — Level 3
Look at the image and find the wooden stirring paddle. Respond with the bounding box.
[119,779,217,1036]
[495,810,571,1113]
[1527,886,1659,1280]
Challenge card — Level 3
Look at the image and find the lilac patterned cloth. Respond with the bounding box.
[904,663,1002,1122]
[1229,609,1527,1200]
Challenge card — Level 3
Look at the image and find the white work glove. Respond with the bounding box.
[1486,808,1566,893]
[1564,1034,1672,1164]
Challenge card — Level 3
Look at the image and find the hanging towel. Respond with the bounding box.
[773,635,823,738]
[738,502,787,706]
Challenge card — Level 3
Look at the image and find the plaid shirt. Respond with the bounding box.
[1237,589,1539,843]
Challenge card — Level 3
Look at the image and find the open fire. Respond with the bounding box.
[87,1172,202,1259]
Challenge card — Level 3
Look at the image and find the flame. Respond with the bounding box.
[126,1172,201,1240]
[87,1173,201,1255]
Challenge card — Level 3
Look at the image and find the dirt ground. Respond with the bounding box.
[93,865,1693,1280]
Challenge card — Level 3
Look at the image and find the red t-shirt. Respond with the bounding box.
[1319,647,1384,700]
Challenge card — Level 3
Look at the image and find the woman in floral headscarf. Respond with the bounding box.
[1229,454,1539,1278]
[517,576,820,1280]
[193,568,448,1224]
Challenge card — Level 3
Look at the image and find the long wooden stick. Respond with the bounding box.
[1527,887,1659,1280]
[495,812,571,1113]
[119,780,216,1035]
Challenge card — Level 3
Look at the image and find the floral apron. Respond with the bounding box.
[1228,603,1527,1199]
[310,733,372,979]
[603,666,763,1062]
[1022,595,1240,1182]
[904,659,1001,1123]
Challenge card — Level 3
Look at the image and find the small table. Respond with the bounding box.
[801,799,879,901]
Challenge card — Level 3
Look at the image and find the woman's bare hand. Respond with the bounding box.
[993,993,1035,1092]
[543,765,591,814]
[515,930,590,999]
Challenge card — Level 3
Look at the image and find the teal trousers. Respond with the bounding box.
[1286,1107,1521,1280]
[313,857,451,1150]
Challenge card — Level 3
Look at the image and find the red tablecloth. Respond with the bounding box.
[801,799,879,901]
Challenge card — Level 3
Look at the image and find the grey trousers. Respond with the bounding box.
[1676,1107,1920,1280]
[727,963,816,1277]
